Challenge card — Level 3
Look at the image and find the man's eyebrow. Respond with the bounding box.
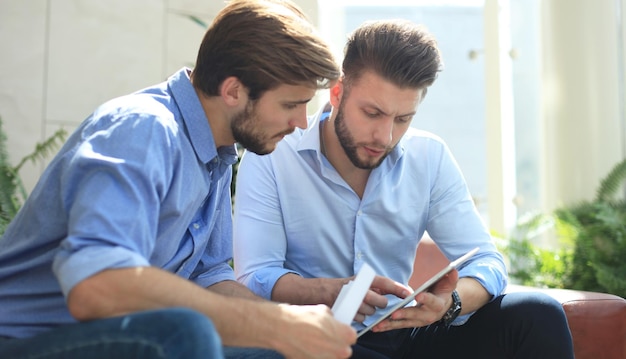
[368,105,416,118]
[397,111,416,118]
[283,98,312,105]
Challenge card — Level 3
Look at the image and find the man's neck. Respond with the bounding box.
[321,118,371,198]
[194,87,235,149]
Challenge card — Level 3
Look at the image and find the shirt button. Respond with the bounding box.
[356,252,363,259]
[193,223,200,229]
[357,210,362,216]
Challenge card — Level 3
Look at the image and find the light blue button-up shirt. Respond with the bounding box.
[233,104,507,330]
[0,68,238,338]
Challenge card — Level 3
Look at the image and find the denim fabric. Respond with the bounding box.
[0,308,222,359]
[223,347,284,359]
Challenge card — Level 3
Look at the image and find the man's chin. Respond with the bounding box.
[351,155,385,170]
[241,134,287,155]
[248,143,275,156]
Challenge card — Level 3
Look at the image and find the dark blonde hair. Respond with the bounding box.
[192,0,339,100]
[343,20,443,94]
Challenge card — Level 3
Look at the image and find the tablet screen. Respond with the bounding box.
[356,246,479,338]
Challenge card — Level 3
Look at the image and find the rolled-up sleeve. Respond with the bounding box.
[54,245,150,297]
[52,112,176,296]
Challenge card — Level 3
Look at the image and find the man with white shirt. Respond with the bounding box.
[234,19,574,358]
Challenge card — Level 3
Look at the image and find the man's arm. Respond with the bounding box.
[208,279,265,300]
[273,273,349,307]
[273,273,413,322]
[67,266,356,358]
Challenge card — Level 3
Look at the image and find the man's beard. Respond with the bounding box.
[231,101,272,155]
[334,101,392,169]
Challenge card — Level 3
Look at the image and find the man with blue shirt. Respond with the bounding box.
[233,20,574,358]
[0,1,357,358]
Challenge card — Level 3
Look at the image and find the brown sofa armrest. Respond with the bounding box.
[506,285,626,359]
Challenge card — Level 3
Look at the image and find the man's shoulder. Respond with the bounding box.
[92,89,178,132]
[401,127,447,148]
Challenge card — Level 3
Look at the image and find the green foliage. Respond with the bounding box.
[498,212,575,289]
[503,158,626,297]
[558,190,626,296]
[0,116,67,235]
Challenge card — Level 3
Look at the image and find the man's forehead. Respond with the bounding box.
[265,83,317,100]
[346,79,423,114]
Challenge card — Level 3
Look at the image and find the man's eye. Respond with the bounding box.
[284,104,297,110]
[397,116,412,123]
[365,112,379,118]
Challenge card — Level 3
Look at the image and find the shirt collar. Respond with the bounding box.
[297,102,332,154]
[168,68,238,167]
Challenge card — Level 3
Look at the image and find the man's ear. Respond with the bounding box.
[329,79,343,107]
[220,76,247,107]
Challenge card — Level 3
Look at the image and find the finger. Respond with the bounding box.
[374,315,437,332]
[353,312,365,323]
[363,290,388,309]
[375,307,439,332]
[371,276,412,298]
[414,291,447,313]
[358,303,376,317]
[338,322,357,345]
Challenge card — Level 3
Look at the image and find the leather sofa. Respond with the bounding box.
[410,236,626,359]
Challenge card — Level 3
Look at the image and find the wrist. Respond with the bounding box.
[438,290,462,327]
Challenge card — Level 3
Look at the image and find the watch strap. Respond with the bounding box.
[439,289,462,327]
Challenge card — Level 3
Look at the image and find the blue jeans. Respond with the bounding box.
[0,308,283,359]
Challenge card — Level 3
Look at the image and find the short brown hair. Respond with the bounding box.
[342,20,443,93]
[192,0,340,100]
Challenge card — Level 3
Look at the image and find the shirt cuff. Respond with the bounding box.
[458,264,507,300]
[241,267,300,299]
[53,244,150,297]
[452,265,508,325]
[194,262,237,288]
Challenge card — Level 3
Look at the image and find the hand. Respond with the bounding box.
[275,304,357,359]
[370,269,459,332]
[353,276,413,323]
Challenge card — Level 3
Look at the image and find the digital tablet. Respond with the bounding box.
[356,246,480,338]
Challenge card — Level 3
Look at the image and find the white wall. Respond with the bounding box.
[0,0,224,192]
[1,0,624,221]
[0,0,319,194]
[541,0,626,209]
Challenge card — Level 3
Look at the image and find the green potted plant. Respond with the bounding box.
[502,158,626,297]
[558,158,626,296]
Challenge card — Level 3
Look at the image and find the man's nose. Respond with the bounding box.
[373,117,393,146]
[290,106,309,130]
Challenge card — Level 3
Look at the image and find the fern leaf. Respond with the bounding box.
[13,128,67,173]
[596,158,626,202]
